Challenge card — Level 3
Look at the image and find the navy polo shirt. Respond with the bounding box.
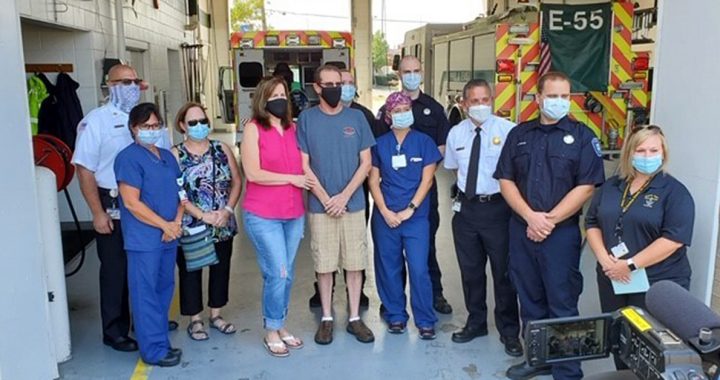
[377,92,451,146]
[371,130,442,219]
[493,116,605,220]
[114,143,182,251]
[585,173,695,284]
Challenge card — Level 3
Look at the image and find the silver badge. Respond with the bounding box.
[423,108,431,116]
[109,188,118,198]
[176,177,184,186]
[563,135,575,145]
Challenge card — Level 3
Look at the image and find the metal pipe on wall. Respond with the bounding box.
[115,0,126,61]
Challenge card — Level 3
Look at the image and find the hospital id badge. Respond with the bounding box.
[392,154,407,170]
[452,200,462,213]
[611,242,630,258]
[178,189,188,202]
[106,208,121,220]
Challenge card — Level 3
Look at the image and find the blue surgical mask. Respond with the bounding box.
[187,123,210,141]
[401,73,422,91]
[110,84,141,114]
[632,154,663,174]
[468,104,492,124]
[541,97,570,120]
[391,110,414,129]
[138,129,162,146]
[341,84,356,103]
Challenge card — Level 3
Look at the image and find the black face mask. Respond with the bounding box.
[265,98,288,119]
[320,86,342,108]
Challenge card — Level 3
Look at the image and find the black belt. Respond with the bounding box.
[458,191,501,203]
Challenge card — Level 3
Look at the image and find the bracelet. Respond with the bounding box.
[224,205,235,214]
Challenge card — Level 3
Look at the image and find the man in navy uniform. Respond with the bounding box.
[376,55,452,314]
[494,72,604,380]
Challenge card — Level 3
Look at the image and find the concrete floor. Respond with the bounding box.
[57,136,617,379]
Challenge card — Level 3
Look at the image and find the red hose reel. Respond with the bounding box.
[33,134,75,191]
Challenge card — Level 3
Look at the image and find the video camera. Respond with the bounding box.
[525,281,720,380]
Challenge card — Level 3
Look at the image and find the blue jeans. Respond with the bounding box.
[243,211,305,330]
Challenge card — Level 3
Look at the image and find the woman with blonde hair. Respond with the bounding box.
[241,76,315,357]
[585,125,695,369]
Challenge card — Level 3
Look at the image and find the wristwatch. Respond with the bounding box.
[627,258,638,272]
[407,202,417,210]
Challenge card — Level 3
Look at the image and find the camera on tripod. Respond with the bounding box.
[524,281,720,380]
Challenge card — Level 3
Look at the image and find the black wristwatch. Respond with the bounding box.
[407,202,417,211]
[627,258,638,272]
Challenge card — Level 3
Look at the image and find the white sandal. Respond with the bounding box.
[280,335,304,349]
[263,338,290,357]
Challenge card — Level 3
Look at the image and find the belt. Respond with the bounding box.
[458,191,501,203]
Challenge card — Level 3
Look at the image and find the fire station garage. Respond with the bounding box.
[2,0,720,379]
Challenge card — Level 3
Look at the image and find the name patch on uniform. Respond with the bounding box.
[591,137,603,157]
[410,157,422,162]
[114,124,125,129]
[455,147,465,151]
[517,141,527,146]
[343,127,356,137]
[643,194,659,208]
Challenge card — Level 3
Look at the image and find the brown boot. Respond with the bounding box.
[314,320,334,345]
[346,319,375,343]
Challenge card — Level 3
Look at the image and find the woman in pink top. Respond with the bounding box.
[240,76,315,357]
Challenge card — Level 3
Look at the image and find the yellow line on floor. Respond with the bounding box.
[130,359,152,380]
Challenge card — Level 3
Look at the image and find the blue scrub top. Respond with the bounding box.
[376,92,451,146]
[494,116,605,220]
[114,143,182,251]
[585,173,695,284]
[371,129,442,218]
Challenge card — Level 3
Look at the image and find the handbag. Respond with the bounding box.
[180,142,219,272]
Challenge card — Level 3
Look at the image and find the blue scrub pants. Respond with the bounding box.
[127,247,176,364]
[508,217,583,380]
[372,210,437,328]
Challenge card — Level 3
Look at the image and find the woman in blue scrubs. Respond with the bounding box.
[585,125,695,369]
[114,103,184,367]
[369,92,442,340]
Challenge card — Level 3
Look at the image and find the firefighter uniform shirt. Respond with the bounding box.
[72,103,171,189]
[585,173,695,286]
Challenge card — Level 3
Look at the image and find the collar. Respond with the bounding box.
[530,116,574,132]
[412,92,432,106]
[104,102,128,116]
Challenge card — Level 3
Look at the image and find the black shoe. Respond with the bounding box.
[451,326,488,343]
[170,347,182,356]
[433,296,452,314]
[500,336,523,357]
[418,327,436,340]
[359,292,370,308]
[103,336,139,352]
[146,350,181,367]
[506,362,552,380]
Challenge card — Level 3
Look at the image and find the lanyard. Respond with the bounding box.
[614,175,655,242]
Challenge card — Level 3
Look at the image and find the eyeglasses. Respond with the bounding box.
[318,82,343,88]
[631,124,663,135]
[186,118,209,127]
[137,123,164,131]
[109,78,143,86]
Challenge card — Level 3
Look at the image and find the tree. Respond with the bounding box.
[372,30,389,72]
[230,0,265,32]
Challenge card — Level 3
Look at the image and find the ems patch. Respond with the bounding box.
[77,122,87,132]
[591,138,603,157]
[643,194,659,208]
[343,127,356,137]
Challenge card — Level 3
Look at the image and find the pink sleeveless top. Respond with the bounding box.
[242,121,305,219]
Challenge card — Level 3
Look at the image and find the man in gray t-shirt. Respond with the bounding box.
[297,64,375,346]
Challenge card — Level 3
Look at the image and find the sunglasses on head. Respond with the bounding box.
[110,78,143,86]
[186,118,209,127]
[631,124,663,135]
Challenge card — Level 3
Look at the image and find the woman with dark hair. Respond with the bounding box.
[170,102,242,341]
[240,76,314,357]
[114,102,184,367]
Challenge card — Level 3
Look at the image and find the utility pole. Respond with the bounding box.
[261,0,267,30]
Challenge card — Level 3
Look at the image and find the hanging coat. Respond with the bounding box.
[27,75,49,136]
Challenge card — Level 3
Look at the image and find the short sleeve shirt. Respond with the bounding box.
[72,103,172,189]
[372,130,442,218]
[585,174,695,284]
[376,92,451,146]
[114,144,181,251]
[297,106,376,213]
[444,116,516,195]
[493,116,605,216]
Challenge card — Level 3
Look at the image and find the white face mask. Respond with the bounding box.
[467,104,492,124]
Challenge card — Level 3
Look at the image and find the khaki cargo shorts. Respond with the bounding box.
[308,211,368,273]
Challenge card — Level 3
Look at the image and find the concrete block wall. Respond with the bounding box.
[18,0,195,222]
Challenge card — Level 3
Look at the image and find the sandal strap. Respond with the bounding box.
[210,316,235,333]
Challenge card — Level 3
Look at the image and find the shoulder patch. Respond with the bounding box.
[591,137,603,157]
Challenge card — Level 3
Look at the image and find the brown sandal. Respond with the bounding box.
[209,316,236,334]
[187,320,208,341]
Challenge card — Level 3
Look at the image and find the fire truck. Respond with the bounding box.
[222,30,353,138]
[403,1,652,152]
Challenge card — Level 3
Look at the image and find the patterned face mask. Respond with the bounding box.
[110,83,141,113]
